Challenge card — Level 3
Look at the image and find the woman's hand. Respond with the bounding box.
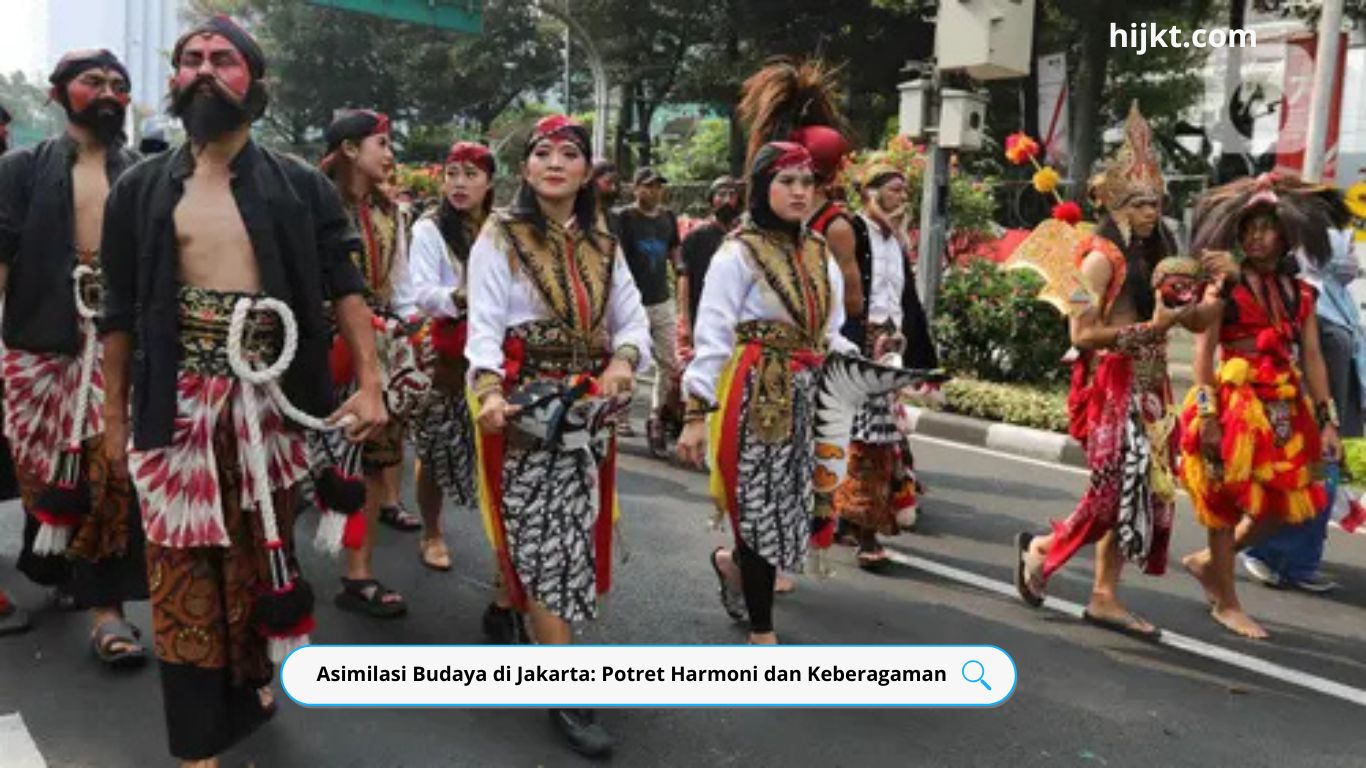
[476,392,521,434]
[677,419,708,468]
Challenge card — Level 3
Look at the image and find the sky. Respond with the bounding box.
[0,0,47,78]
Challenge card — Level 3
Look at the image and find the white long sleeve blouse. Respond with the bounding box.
[682,238,857,405]
[394,217,463,320]
[464,219,654,379]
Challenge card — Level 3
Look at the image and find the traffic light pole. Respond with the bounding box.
[916,76,948,322]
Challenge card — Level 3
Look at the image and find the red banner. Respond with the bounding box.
[1276,33,1348,182]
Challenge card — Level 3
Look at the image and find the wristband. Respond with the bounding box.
[1316,399,1340,429]
[1195,386,1217,418]
[685,394,717,421]
[471,370,504,405]
[612,344,642,371]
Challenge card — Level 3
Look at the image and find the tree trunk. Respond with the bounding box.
[1069,10,1108,188]
[616,85,634,169]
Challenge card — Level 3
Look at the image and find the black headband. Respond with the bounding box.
[49,49,129,89]
[173,15,265,80]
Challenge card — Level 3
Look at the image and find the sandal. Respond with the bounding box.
[335,578,408,618]
[0,591,31,637]
[420,536,452,571]
[709,548,746,621]
[856,546,891,571]
[91,617,147,669]
[1015,532,1045,608]
[378,504,422,532]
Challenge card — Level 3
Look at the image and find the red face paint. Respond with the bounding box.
[64,69,131,112]
[175,33,252,99]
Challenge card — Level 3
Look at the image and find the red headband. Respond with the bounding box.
[446,141,495,174]
[766,141,814,174]
[525,114,591,157]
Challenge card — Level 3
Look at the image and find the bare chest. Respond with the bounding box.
[173,171,260,292]
[71,157,109,258]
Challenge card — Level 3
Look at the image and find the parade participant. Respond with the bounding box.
[0,49,147,666]
[1015,104,1218,638]
[319,108,414,618]
[615,167,681,454]
[833,162,938,567]
[739,57,863,322]
[678,175,742,343]
[466,114,649,756]
[0,99,20,638]
[99,16,386,764]
[1179,172,1342,639]
[589,159,620,231]
[677,141,857,644]
[395,140,525,641]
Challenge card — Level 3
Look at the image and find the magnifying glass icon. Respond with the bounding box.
[962,660,992,691]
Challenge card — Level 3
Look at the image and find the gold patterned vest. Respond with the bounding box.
[349,197,401,307]
[729,223,833,349]
[490,211,618,375]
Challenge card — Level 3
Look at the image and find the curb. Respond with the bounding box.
[903,406,1087,469]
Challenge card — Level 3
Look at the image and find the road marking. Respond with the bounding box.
[909,434,1089,477]
[0,713,47,768]
[883,549,1366,708]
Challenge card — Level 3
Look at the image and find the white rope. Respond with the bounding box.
[226,297,354,433]
[66,264,100,452]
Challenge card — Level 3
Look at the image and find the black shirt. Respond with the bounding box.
[0,134,140,354]
[614,206,679,306]
[679,219,727,332]
[100,140,367,450]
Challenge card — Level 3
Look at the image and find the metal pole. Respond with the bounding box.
[918,138,948,320]
[539,1,609,157]
[562,20,572,113]
[1302,0,1343,182]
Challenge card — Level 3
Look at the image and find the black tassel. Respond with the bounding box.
[315,466,365,515]
[252,577,316,636]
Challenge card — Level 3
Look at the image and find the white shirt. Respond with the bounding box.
[393,217,461,320]
[464,219,654,378]
[861,213,906,327]
[683,238,857,405]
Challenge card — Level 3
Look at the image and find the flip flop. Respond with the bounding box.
[335,578,408,619]
[856,547,891,571]
[1014,532,1045,608]
[1082,609,1162,641]
[378,505,422,532]
[709,548,746,621]
[91,617,148,669]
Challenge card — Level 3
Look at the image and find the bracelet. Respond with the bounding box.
[684,394,717,420]
[471,370,504,405]
[1316,399,1341,429]
[612,344,642,371]
[1195,386,1217,418]
[1115,321,1163,355]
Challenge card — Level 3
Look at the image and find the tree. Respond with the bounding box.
[185,0,563,155]
[656,117,731,183]
[0,72,64,148]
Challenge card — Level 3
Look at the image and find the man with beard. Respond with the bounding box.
[678,175,741,344]
[1015,104,1221,639]
[0,50,148,665]
[99,16,386,764]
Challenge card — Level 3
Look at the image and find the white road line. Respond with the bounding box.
[908,434,1090,477]
[883,549,1366,708]
[0,713,47,768]
[909,433,1366,536]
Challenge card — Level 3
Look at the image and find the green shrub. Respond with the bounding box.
[939,378,1069,433]
[933,259,1071,386]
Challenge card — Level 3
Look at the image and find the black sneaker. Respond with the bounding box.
[481,603,528,644]
[549,708,615,758]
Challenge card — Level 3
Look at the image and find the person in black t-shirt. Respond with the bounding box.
[615,167,682,454]
[678,175,741,343]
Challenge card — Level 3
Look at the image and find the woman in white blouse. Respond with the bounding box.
[677,142,857,645]
[394,142,493,574]
[463,115,649,757]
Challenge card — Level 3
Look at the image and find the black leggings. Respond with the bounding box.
[735,541,776,634]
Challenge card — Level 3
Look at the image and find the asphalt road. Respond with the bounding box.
[1,431,1364,767]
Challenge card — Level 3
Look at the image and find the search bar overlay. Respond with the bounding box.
[282,645,1015,708]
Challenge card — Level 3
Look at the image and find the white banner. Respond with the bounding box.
[281,644,1017,708]
[1038,53,1069,165]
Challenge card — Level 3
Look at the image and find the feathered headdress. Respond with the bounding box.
[738,58,852,182]
[1097,101,1164,211]
[1191,171,1339,264]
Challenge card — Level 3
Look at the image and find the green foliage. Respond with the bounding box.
[0,72,65,148]
[933,259,1071,386]
[656,118,731,184]
[842,135,997,240]
[939,378,1070,433]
